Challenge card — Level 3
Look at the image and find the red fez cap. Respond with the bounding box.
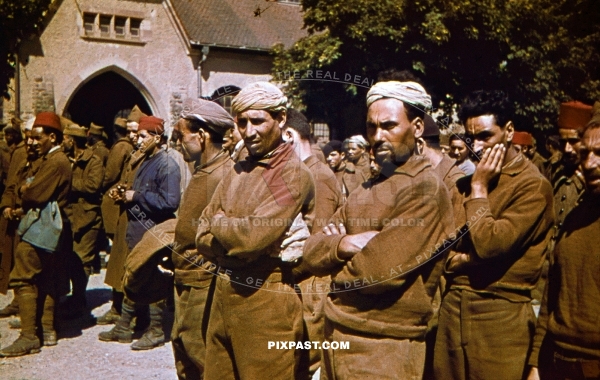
[34,112,62,132]
[512,131,533,146]
[558,101,592,130]
[138,116,164,135]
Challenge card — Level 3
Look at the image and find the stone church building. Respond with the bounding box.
[2,0,305,136]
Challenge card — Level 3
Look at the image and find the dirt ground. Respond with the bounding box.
[0,269,178,380]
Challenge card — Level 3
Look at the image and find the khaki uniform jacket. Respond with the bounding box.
[90,140,109,166]
[173,150,234,287]
[104,150,146,290]
[304,155,342,233]
[70,148,104,234]
[551,167,585,238]
[303,155,455,339]
[101,138,134,235]
[529,195,600,364]
[446,154,555,302]
[341,154,371,197]
[196,142,315,270]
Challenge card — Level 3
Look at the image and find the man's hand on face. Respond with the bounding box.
[471,143,505,198]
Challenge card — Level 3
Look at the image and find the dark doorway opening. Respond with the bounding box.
[66,71,152,145]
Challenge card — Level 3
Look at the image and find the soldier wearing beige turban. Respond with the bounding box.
[196,82,315,379]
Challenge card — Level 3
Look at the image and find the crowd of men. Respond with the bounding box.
[0,79,598,380]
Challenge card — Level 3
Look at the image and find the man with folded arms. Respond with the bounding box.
[196,82,315,379]
[303,81,454,379]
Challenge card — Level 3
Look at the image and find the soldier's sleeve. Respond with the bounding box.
[333,180,454,294]
[72,155,104,194]
[208,167,315,262]
[103,143,131,190]
[464,176,554,260]
[302,205,347,276]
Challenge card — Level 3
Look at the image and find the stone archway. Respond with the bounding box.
[65,71,152,144]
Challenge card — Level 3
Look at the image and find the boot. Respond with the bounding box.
[97,289,123,325]
[62,259,91,319]
[40,294,57,346]
[98,297,134,343]
[131,300,165,350]
[0,285,41,357]
[0,296,19,318]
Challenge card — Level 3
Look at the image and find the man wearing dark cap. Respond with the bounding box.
[196,82,315,379]
[546,101,592,239]
[0,112,72,357]
[87,122,109,165]
[284,108,342,378]
[170,98,235,379]
[101,117,135,239]
[99,115,180,350]
[527,102,600,380]
[434,90,554,379]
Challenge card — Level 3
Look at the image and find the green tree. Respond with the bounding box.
[0,0,54,99]
[272,0,600,137]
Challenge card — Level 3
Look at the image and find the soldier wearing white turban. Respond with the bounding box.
[303,80,454,379]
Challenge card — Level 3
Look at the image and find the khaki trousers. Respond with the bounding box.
[172,281,215,380]
[433,289,536,380]
[204,273,304,380]
[321,319,426,380]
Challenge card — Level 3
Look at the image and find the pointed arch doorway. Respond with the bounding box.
[65,71,152,144]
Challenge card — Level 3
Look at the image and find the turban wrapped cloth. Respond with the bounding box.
[180,97,234,135]
[366,81,432,111]
[232,82,287,114]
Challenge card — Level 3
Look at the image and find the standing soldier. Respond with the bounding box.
[0,121,34,313]
[101,117,134,240]
[87,123,109,165]
[547,101,592,238]
[323,140,346,186]
[98,116,181,350]
[0,112,72,357]
[434,90,555,380]
[98,111,146,325]
[303,81,454,379]
[341,135,371,196]
[62,124,104,318]
[527,102,600,380]
[196,82,315,379]
[170,98,235,379]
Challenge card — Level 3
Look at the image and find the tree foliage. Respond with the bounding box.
[272,0,600,137]
[0,0,54,99]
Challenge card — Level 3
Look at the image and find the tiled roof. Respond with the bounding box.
[170,0,307,51]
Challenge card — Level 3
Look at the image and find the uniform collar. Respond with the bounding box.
[500,152,527,176]
[380,154,431,179]
[196,150,230,174]
[303,154,320,168]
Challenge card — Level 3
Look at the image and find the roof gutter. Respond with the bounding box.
[190,40,272,53]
